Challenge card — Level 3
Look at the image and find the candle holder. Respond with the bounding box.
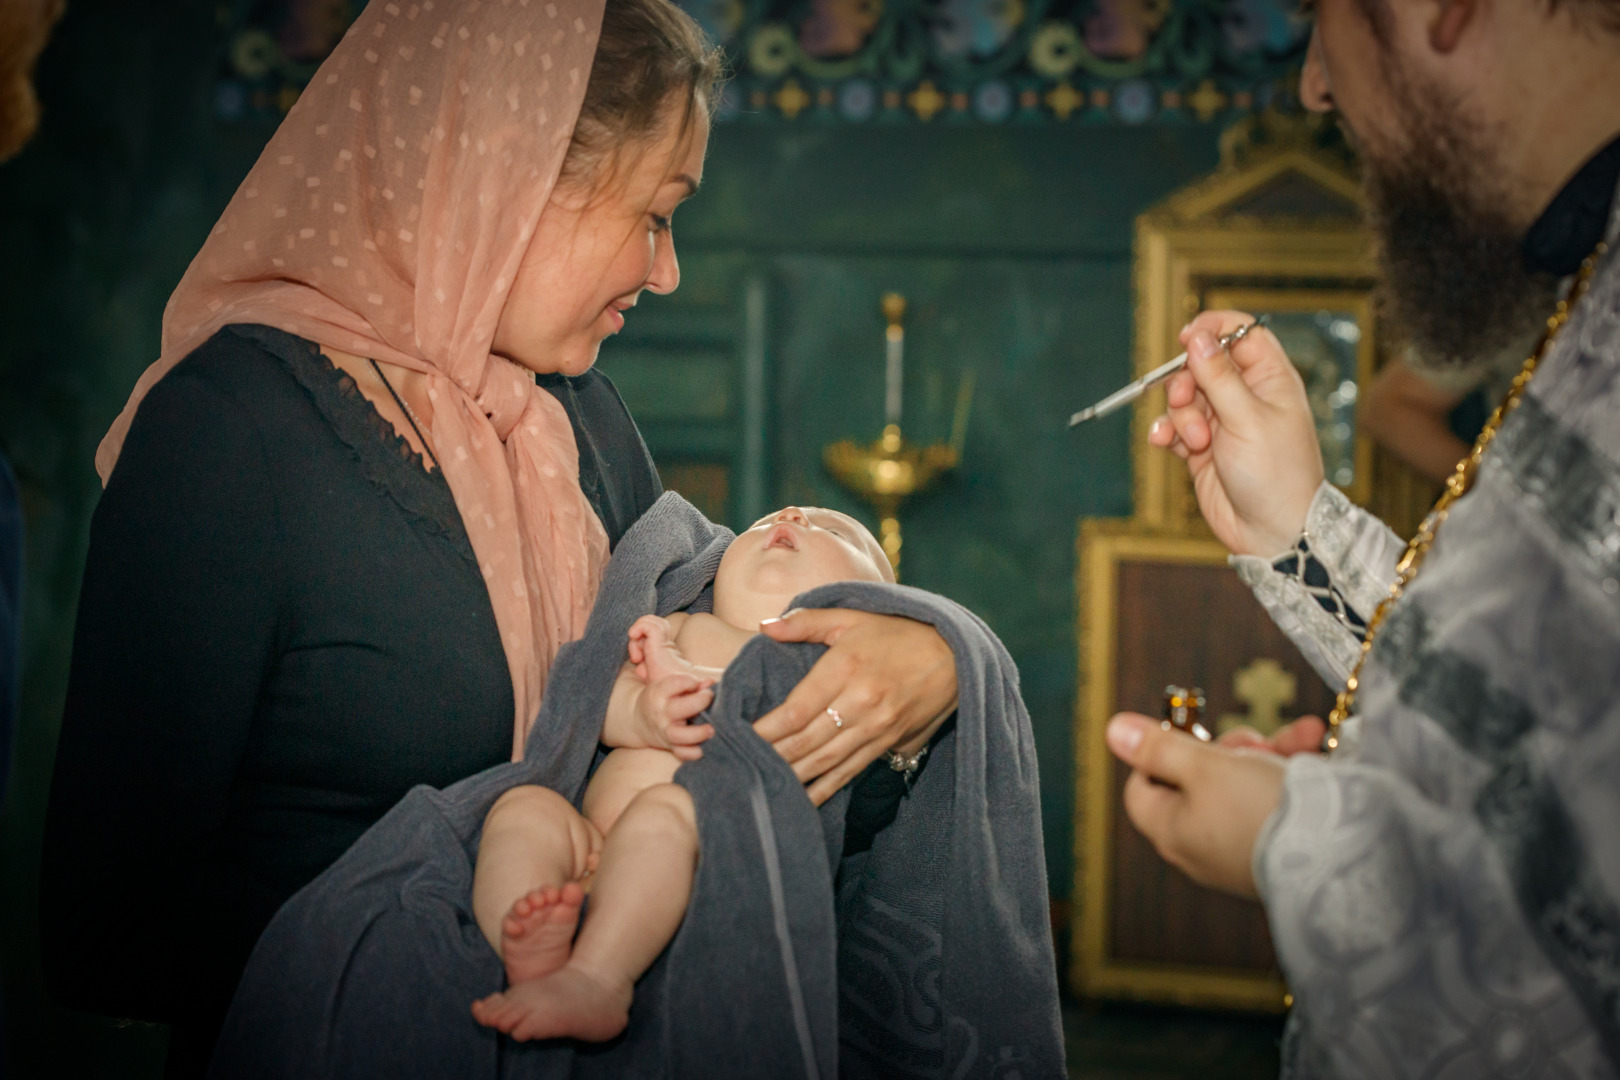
[822,293,970,580]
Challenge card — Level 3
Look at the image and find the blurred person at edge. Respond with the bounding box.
[1104,0,1620,1074]
[0,0,66,1074]
[0,0,62,826]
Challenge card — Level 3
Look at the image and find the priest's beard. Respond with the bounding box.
[1357,66,1560,374]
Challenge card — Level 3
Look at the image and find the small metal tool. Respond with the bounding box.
[1068,314,1270,428]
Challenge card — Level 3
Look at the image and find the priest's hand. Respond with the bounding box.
[1147,310,1325,559]
[1217,715,1326,756]
[754,609,958,806]
[1105,712,1285,899]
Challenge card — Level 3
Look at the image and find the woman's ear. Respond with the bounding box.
[1300,28,1334,113]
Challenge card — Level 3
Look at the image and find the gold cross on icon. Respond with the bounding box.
[1217,658,1297,737]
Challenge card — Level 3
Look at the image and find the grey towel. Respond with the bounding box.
[209,493,1063,1080]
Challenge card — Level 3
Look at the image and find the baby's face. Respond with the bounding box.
[711,506,893,629]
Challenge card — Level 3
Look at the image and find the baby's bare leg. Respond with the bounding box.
[472,785,600,984]
[571,782,698,990]
[471,782,698,1043]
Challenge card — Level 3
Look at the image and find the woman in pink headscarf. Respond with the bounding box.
[37,1,958,1075]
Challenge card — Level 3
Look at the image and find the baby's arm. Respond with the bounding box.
[600,615,716,760]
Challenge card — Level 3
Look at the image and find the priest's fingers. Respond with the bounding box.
[1113,716,1284,897]
[1120,767,1190,872]
[1181,310,1281,369]
[1182,310,1255,347]
[1153,373,1216,457]
[1164,375,1215,455]
[1165,374,1220,452]
[1271,715,1327,756]
[1165,368,1201,410]
[1216,724,1274,752]
[1183,328,1262,432]
[1184,310,1308,414]
[1149,417,1192,460]
[1105,712,1201,789]
[1111,714,1204,863]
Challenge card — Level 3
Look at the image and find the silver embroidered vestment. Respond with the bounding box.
[1233,238,1620,1078]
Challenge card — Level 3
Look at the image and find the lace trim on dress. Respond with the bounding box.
[227,324,479,568]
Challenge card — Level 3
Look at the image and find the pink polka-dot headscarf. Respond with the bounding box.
[96,0,613,760]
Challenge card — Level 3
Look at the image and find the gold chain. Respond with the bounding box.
[1323,241,1609,753]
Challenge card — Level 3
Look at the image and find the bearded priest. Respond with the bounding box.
[1103,0,1620,1074]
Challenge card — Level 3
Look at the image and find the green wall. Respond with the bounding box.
[0,3,1222,1074]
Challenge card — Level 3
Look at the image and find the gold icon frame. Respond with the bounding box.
[1073,524,1292,1012]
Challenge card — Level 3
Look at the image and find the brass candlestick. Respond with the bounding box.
[822,293,970,580]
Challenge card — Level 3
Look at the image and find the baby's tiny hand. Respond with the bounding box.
[638,673,715,760]
[627,615,672,671]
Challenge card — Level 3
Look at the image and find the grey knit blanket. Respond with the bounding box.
[208,492,1063,1079]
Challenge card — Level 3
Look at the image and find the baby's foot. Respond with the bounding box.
[500,882,584,985]
[471,965,633,1043]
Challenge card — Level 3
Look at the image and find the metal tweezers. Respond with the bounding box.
[1068,315,1270,427]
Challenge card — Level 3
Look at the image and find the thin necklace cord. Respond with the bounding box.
[370,357,441,473]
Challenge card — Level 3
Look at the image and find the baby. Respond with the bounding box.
[469,505,900,1043]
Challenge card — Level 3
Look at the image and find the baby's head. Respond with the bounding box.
[712,506,895,630]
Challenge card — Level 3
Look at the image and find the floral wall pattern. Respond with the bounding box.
[215,0,1312,126]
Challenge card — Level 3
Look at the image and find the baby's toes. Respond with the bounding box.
[503,888,545,938]
[471,994,508,1028]
[511,1015,551,1042]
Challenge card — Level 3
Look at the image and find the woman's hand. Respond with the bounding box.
[1106,712,1286,898]
[754,609,958,806]
[1148,310,1325,558]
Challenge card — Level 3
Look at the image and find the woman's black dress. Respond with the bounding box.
[39,324,662,1076]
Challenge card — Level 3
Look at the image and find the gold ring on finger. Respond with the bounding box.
[826,707,844,729]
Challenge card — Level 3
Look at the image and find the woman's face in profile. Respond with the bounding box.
[492,102,710,377]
